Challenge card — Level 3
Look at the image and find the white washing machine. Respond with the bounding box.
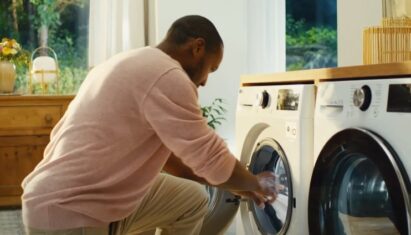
[309,78,411,234]
[235,84,315,235]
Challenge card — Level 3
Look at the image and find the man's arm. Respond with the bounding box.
[163,153,277,207]
[163,153,208,184]
[163,154,257,191]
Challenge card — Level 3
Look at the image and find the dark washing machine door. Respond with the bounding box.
[245,138,294,235]
[309,128,411,235]
[199,186,239,235]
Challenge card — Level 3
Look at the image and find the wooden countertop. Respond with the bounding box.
[0,95,75,101]
[241,61,411,86]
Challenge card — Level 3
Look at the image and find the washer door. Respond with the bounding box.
[244,138,294,235]
[199,186,239,235]
[309,128,411,235]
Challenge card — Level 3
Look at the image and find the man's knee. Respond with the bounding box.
[188,181,209,215]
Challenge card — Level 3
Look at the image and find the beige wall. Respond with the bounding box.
[338,0,382,66]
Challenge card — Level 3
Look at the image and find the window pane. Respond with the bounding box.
[0,0,89,94]
[286,0,337,71]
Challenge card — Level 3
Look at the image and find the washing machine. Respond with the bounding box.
[309,78,411,235]
[199,185,240,235]
[235,84,315,235]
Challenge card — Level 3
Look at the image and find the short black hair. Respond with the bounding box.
[165,15,223,53]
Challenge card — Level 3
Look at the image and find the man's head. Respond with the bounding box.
[157,15,224,87]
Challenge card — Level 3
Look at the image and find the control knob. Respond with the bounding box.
[257,90,270,108]
[353,85,372,111]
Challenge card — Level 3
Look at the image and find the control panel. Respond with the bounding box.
[238,87,301,112]
[317,78,411,120]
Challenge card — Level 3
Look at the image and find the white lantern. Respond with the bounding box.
[29,47,60,94]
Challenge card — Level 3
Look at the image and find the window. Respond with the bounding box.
[0,0,90,94]
[286,0,337,71]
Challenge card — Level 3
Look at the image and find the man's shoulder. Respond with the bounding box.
[130,47,179,65]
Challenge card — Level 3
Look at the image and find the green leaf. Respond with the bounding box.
[201,98,227,129]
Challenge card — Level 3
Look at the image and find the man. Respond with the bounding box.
[22,15,277,235]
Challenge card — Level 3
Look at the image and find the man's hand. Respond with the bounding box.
[256,171,278,202]
[232,171,278,208]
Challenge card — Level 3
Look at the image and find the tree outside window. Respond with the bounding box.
[0,0,89,94]
[286,0,337,71]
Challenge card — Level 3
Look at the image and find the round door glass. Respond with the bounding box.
[333,154,399,234]
[309,128,410,235]
[248,140,293,234]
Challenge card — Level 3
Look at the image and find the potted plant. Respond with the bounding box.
[0,38,28,93]
[201,98,227,130]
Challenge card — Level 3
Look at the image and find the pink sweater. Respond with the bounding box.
[21,47,236,230]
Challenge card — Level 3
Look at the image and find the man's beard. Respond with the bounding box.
[184,57,205,87]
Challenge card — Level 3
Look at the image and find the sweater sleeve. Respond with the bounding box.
[142,68,236,185]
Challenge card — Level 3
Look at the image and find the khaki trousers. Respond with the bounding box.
[26,173,209,235]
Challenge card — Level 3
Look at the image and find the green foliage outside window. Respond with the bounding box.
[29,0,61,30]
[286,14,337,71]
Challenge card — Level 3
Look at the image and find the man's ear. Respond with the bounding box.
[191,38,206,59]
